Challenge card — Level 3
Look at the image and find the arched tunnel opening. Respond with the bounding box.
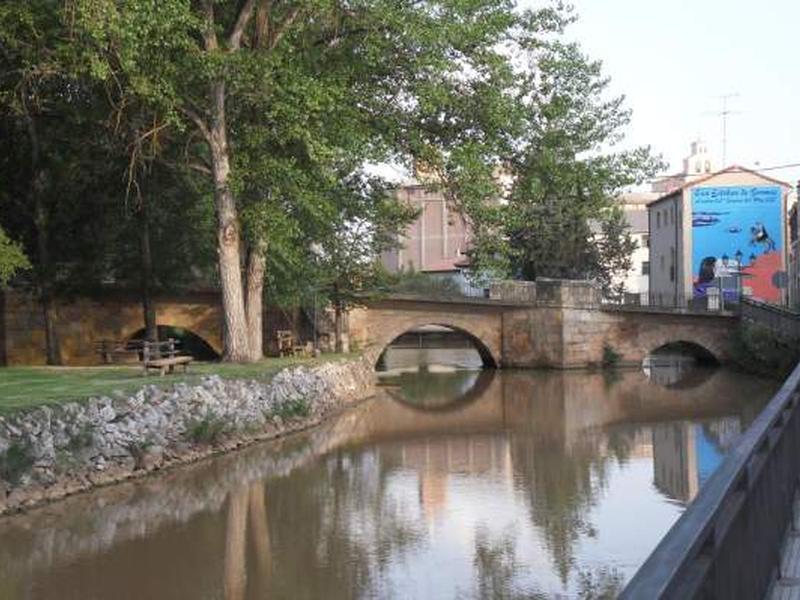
[129,325,221,361]
[375,325,496,372]
[375,325,496,410]
[643,341,719,388]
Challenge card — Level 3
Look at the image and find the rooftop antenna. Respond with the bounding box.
[705,93,740,166]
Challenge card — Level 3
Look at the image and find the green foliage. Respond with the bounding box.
[0,227,29,285]
[467,29,665,293]
[730,322,800,379]
[0,441,34,484]
[186,416,229,445]
[389,268,465,298]
[67,423,95,451]
[601,344,621,368]
[272,397,311,420]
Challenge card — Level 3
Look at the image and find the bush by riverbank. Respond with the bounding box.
[0,357,374,515]
[729,322,800,380]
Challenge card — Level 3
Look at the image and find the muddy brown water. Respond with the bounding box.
[0,348,779,599]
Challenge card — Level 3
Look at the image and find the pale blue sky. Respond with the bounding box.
[542,0,800,185]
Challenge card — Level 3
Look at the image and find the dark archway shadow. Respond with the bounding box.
[129,325,221,361]
[643,341,719,389]
[375,324,498,371]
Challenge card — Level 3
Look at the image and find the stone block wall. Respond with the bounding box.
[0,358,375,514]
[0,290,223,366]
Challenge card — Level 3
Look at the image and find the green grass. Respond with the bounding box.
[0,354,354,415]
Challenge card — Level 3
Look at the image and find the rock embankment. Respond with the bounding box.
[0,358,374,515]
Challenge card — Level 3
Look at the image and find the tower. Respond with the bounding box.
[682,139,716,177]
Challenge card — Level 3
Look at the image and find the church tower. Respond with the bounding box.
[682,139,716,177]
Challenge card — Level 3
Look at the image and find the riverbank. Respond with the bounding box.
[0,355,353,414]
[0,357,374,516]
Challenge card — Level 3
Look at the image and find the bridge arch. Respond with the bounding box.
[368,320,501,370]
[647,340,719,365]
[128,325,221,360]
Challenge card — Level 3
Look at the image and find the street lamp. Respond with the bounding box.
[734,249,743,301]
[719,254,729,311]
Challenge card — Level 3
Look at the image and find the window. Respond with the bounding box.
[642,261,650,275]
[660,255,665,271]
[642,234,650,248]
[657,212,661,228]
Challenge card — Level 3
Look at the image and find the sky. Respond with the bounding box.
[545,0,800,186]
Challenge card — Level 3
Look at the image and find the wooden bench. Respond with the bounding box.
[142,338,193,376]
[143,355,193,376]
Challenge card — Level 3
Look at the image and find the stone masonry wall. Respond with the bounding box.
[0,358,374,515]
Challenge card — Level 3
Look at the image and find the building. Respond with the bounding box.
[380,183,472,284]
[648,165,791,307]
[787,190,800,309]
[617,192,659,301]
[652,139,718,195]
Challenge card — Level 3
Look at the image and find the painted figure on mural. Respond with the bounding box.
[693,256,718,298]
[750,222,776,253]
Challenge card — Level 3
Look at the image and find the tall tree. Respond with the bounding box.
[312,176,418,352]
[73,0,541,361]
[0,1,81,364]
[468,26,664,293]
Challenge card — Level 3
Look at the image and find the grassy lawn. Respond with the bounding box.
[0,354,354,415]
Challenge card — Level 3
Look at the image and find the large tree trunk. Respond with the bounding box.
[245,244,266,361]
[334,300,345,354]
[139,192,158,344]
[25,106,61,366]
[33,187,61,366]
[209,80,251,362]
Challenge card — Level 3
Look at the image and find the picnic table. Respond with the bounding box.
[94,337,194,376]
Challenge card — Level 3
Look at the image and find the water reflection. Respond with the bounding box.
[0,361,778,599]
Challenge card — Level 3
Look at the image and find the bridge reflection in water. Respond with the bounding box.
[0,351,779,599]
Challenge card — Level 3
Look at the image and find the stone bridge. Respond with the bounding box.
[350,280,737,369]
[1,280,737,368]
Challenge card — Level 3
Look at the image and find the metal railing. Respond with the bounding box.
[601,291,740,315]
[741,297,800,340]
[384,279,538,305]
[621,361,800,599]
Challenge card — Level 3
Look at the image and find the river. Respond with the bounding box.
[0,346,779,599]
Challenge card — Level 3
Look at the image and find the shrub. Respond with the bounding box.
[186,417,229,445]
[601,343,621,368]
[272,397,311,420]
[67,424,95,451]
[730,322,800,379]
[0,442,35,485]
[389,268,464,298]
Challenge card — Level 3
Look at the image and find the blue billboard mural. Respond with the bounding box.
[692,186,783,302]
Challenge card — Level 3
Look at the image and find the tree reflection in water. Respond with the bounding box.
[0,363,780,599]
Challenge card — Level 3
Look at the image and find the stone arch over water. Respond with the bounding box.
[371,322,500,370]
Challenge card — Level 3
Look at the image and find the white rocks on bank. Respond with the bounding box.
[0,358,374,514]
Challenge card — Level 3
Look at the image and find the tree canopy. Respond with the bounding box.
[466,28,664,294]
[0,0,662,360]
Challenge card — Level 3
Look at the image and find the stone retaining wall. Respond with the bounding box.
[0,358,374,515]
